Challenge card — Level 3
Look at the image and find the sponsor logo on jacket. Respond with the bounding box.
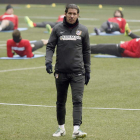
[11,47,25,51]
[60,35,81,40]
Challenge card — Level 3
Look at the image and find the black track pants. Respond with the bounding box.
[55,73,85,126]
[90,44,122,57]
[31,40,44,52]
[36,22,57,28]
[129,33,140,39]
[100,22,120,33]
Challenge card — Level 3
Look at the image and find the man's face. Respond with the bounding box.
[6,8,14,14]
[65,8,79,24]
[114,11,121,17]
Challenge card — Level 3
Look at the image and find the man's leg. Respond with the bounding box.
[105,22,120,33]
[124,23,139,38]
[36,22,56,28]
[0,20,14,31]
[94,22,108,35]
[31,40,48,52]
[100,22,108,32]
[70,73,87,139]
[53,73,69,137]
[90,44,122,57]
[71,73,84,126]
[129,33,140,39]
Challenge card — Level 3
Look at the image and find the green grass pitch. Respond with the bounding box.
[0,3,140,140]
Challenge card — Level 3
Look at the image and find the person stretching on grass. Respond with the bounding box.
[94,10,126,35]
[24,15,65,34]
[7,29,48,58]
[0,4,18,31]
[90,38,140,58]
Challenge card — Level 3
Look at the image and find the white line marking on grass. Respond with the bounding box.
[132,29,140,33]
[0,65,55,73]
[126,19,140,22]
[0,103,55,108]
[0,44,5,46]
[83,107,140,111]
[0,66,45,73]
[0,103,140,111]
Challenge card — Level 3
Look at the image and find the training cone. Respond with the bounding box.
[26,4,31,8]
[98,4,102,9]
[52,3,56,7]
[119,7,123,11]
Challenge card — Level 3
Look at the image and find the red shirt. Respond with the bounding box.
[0,12,18,29]
[120,38,140,58]
[56,15,65,22]
[108,17,126,33]
[7,39,34,57]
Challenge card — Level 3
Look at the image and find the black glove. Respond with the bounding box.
[85,72,90,85]
[46,63,53,74]
[118,46,125,53]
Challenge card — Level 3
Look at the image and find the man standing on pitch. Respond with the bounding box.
[45,4,90,139]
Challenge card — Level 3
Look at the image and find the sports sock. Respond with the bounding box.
[33,23,36,27]
[59,124,65,130]
[73,125,80,132]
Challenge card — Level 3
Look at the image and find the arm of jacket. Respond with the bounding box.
[120,18,126,33]
[7,40,13,57]
[14,15,18,29]
[0,15,2,21]
[82,27,91,73]
[45,26,58,65]
[25,40,34,58]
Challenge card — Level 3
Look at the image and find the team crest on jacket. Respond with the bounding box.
[76,30,82,36]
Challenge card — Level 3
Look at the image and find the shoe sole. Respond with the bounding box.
[72,134,87,139]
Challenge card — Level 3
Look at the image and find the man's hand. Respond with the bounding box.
[46,63,53,74]
[85,72,90,85]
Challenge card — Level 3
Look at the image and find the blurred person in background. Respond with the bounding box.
[94,10,126,35]
[91,38,140,58]
[24,15,65,34]
[7,29,48,58]
[0,4,18,31]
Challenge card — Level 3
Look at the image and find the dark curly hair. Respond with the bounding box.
[65,4,79,14]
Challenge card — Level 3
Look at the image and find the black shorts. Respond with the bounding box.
[0,21,14,31]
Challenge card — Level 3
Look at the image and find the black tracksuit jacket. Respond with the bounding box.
[45,18,90,74]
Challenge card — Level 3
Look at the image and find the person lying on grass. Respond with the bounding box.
[91,38,140,58]
[0,4,18,31]
[7,29,48,58]
[94,10,126,35]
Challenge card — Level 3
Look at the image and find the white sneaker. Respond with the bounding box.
[53,128,66,137]
[72,129,87,139]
